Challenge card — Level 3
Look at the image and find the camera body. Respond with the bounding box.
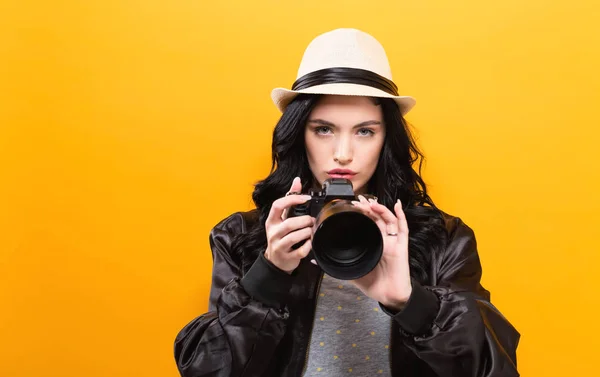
[289,178,357,218]
[288,178,383,280]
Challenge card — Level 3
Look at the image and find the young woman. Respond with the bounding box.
[174,28,520,377]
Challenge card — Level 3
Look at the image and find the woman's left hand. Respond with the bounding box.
[349,195,412,311]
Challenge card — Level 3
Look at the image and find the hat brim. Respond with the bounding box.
[271,83,416,115]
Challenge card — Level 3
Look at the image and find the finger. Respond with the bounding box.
[369,200,400,236]
[289,176,302,193]
[267,194,312,227]
[282,177,303,220]
[271,215,315,239]
[353,195,376,218]
[351,200,376,220]
[394,199,409,240]
[291,239,313,260]
[358,195,382,221]
[358,194,369,205]
[278,227,313,251]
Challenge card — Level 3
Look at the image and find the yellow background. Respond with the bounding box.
[1,0,599,376]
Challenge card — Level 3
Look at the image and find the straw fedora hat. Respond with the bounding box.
[271,28,416,115]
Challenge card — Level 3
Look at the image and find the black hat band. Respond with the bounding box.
[291,67,399,96]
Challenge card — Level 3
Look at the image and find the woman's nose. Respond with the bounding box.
[333,137,353,164]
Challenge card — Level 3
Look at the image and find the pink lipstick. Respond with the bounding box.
[327,169,357,179]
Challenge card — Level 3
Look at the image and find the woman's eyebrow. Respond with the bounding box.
[352,120,381,128]
[307,119,381,128]
[307,119,336,127]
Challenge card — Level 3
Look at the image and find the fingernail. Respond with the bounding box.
[310,259,317,265]
[368,198,376,205]
[303,195,312,200]
[351,200,360,206]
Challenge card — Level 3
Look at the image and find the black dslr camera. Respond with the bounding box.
[289,178,383,280]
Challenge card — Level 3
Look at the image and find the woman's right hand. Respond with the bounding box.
[264,177,315,274]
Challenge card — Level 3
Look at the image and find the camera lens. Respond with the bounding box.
[312,200,383,280]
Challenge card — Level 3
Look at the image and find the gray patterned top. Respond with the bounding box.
[301,274,393,376]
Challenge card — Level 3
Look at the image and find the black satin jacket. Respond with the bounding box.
[174,210,520,377]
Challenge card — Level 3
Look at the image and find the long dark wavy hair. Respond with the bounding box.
[231,94,447,284]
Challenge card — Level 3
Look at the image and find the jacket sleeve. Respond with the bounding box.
[174,213,294,377]
[384,216,520,377]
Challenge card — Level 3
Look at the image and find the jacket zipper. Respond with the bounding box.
[300,272,324,376]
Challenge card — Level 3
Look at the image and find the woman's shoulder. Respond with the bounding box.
[210,209,260,237]
[437,209,476,240]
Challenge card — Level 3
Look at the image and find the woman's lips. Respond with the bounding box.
[328,173,355,179]
[327,169,357,179]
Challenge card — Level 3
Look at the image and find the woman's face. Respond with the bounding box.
[304,95,385,194]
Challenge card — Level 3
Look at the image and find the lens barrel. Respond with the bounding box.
[311,200,383,280]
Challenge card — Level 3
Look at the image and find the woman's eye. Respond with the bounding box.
[357,128,375,136]
[315,126,332,135]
